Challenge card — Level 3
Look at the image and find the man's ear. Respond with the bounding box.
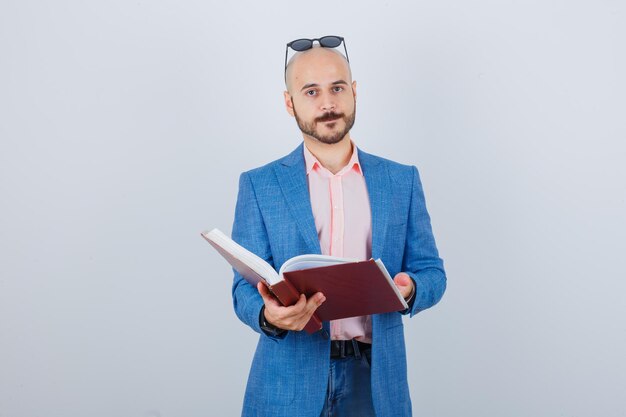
[284,91,295,117]
[352,80,357,101]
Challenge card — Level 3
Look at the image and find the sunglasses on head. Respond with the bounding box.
[284,35,350,72]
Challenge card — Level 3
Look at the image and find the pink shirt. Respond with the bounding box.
[303,143,373,343]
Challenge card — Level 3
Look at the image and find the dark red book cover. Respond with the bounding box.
[282,259,407,324]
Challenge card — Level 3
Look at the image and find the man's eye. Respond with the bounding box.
[333,86,344,92]
[306,90,317,96]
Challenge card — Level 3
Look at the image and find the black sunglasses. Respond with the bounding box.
[284,35,349,72]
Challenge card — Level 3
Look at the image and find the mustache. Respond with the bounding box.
[315,112,345,123]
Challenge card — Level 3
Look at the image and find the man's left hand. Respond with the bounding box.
[393,272,414,299]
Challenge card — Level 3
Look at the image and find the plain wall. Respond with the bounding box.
[1,0,625,416]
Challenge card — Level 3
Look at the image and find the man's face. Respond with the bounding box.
[284,48,357,145]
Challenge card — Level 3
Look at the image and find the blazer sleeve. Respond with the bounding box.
[230,172,285,339]
[402,166,447,317]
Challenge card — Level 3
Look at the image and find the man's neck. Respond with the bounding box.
[303,135,353,175]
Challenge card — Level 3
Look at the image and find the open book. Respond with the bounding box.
[202,228,408,333]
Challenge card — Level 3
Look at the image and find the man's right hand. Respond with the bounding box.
[257,282,325,332]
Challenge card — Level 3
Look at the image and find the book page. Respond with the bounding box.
[202,228,279,285]
[375,259,409,310]
[279,254,358,275]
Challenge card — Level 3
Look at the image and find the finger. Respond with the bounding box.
[393,273,414,299]
[268,295,305,330]
[304,292,325,314]
[257,282,270,299]
[394,273,412,288]
[281,294,307,315]
[294,293,307,309]
[257,282,280,307]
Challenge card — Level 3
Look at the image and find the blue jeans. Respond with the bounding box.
[319,348,376,417]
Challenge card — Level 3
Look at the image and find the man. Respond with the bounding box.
[230,36,446,417]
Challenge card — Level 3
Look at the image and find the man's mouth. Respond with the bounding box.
[316,112,343,123]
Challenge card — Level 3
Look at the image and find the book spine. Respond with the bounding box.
[270,280,322,334]
[302,315,323,334]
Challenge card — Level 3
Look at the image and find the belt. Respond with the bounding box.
[330,340,371,359]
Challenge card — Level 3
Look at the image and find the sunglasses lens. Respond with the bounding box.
[319,36,342,48]
[290,39,313,51]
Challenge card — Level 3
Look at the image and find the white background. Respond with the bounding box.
[1,1,625,416]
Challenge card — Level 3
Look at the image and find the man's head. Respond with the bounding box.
[284,46,356,145]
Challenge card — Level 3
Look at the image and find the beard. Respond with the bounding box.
[292,101,356,145]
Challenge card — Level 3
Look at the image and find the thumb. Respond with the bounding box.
[394,272,412,288]
[257,282,279,306]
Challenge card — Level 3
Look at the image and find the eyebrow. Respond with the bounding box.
[300,80,349,92]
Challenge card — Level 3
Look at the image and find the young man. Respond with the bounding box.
[230,36,446,417]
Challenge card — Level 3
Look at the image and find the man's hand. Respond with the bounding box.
[393,272,415,300]
[257,282,326,332]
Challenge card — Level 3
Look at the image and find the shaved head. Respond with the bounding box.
[285,46,352,93]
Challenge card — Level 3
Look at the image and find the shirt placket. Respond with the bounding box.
[329,173,345,338]
[329,175,344,258]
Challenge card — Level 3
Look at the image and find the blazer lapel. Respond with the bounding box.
[359,149,390,260]
[274,144,321,255]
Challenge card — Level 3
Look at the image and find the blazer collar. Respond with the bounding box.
[358,148,389,260]
[275,144,321,254]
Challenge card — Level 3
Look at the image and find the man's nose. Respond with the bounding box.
[320,96,336,112]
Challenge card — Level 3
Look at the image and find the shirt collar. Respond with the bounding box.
[303,141,363,176]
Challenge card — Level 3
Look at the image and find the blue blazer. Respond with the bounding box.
[231,144,446,417]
